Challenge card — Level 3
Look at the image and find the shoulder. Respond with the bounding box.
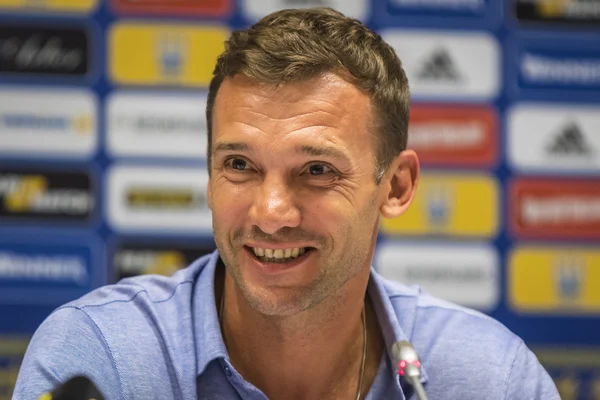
[13,253,215,400]
[382,277,519,363]
[56,251,214,337]
[13,305,122,399]
[56,251,214,367]
[379,277,559,399]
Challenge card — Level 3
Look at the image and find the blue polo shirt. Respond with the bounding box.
[13,250,559,399]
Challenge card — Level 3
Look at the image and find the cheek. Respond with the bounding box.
[329,193,379,238]
[211,182,252,224]
[306,198,358,240]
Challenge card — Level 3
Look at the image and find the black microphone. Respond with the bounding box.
[38,376,104,400]
[392,340,429,400]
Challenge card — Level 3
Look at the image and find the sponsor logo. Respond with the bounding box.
[0,239,102,304]
[0,0,97,13]
[507,103,600,173]
[510,179,600,239]
[380,172,499,238]
[113,242,215,280]
[107,165,211,233]
[0,169,94,224]
[417,48,463,82]
[509,246,600,313]
[0,337,28,400]
[408,105,497,167]
[516,0,600,24]
[547,122,594,157]
[390,0,486,12]
[0,88,97,157]
[126,187,206,209]
[241,0,369,21]
[0,250,87,284]
[375,241,499,310]
[107,92,207,159]
[381,30,500,100]
[520,52,600,87]
[0,25,89,77]
[111,0,230,17]
[109,23,228,87]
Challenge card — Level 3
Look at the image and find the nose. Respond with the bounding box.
[248,175,301,235]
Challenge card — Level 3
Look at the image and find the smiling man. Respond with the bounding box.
[14,7,558,400]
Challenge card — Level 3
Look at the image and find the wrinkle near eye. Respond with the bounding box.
[324,177,362,208]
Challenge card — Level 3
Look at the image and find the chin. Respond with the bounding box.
[234,271,326,317]
[247,288,319,316]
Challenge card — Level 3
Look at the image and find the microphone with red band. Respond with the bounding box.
[38,376,104,400]
[392,340,429,400]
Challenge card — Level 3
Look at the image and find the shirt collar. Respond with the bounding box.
[368,268,429,385]
[193,250,228,376]
[193,250,428,386]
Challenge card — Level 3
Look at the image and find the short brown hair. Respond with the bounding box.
[206,7,410,183]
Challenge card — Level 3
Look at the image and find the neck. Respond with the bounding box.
[218,266,383,400]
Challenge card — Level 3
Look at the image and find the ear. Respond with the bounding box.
[380,150,419,219]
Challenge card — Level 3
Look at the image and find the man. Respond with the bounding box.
[14,7,559,400]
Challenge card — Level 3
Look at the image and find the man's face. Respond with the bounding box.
[209,73,386,316]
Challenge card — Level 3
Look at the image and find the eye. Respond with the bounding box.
[309,164,325,175]
[306,163,334,176]
[226,158,247,171]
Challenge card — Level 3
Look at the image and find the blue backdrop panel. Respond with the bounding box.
[0,0,598,398]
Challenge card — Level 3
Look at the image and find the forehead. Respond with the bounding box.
[212,73,374,143]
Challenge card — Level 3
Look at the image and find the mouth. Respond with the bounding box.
[244,245,315,264]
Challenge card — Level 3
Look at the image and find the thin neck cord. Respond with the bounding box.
[219,291,367,399]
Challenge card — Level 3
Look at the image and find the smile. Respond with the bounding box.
[248,246,311,263]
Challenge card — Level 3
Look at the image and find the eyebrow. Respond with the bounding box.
[213,142,249,154]
[297,145,352,164]
[212,142,351,164]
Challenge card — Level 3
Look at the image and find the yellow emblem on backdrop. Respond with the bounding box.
[509,247,600,314]
[380,173,499,238]
[555,372,579,400]
[109,23,228,87]
[0,337,29,400]
[534,347,600,400]
[147,251,186,276]
[538,0,571,17]
[4,176,47,212]
[0,0,96,13]
[73,114,94,135]
[592,374,600,400]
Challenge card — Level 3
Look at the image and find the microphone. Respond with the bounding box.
[392,340,429,400]
[38,376,104,400]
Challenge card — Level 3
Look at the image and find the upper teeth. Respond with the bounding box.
[252,247,305,259]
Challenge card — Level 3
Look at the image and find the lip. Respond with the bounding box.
[243,246,315,275]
